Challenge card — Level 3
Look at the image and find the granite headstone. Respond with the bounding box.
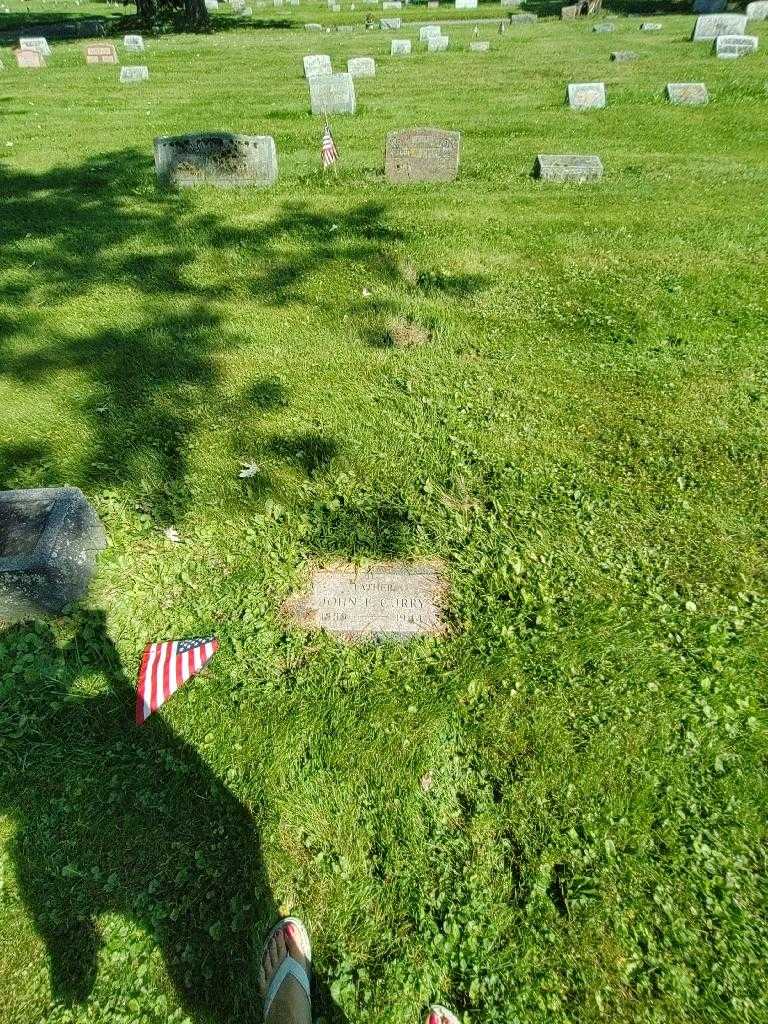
[309,72,356,115]
[154,133,278,188]
[347,56,376,75]
[567,82,606,109]
[534,154,603,182]
[14,48,44,67]
[666,81,708,104]
[385,127,460,183]
[692,13,747,39]
[86,43,118,64]
[746,0,768,18]
[304,53,332,77]
[120,64,149,82]
[123,33,144,51]
[19,36,51,55]
[390,37,411,53]
[714,33,758,56]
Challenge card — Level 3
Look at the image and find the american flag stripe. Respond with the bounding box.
[135,636,218,724]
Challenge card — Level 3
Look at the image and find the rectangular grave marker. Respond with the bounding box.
[715,33,758,56]
[534,154,603,182]
[390,37,411,52]
[381,16,402,27]
[593,20,615,31]
[469,40,489,50]
[567,82,606,109]
[304,53,332,77]
[455,0,477,8]
[14,48,44,67]
[611,50,638,61]
[427,34,449,50]
[385,127,460,183]
[283,562,447,641]
[123,33,144,51]
[746,0,768,18]
[382,0,402,7]
[154,133,278,188]
[641,21,662,30]
[419,23,442,40]
[692,13,746,38]
[19,36,51,55]
[509,12,537,23]
[308,72,356,115]
[86,43,118,64]
[120,64,149,83]
[347,56,376,75]
[666,81,708,104]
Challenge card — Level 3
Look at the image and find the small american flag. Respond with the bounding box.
[321,121,338,169]
[135,636,218,724]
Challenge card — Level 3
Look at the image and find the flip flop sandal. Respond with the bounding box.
[261,916,312,1022]
[427,1007,460,1024]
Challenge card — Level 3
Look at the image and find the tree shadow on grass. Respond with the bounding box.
[0,610,347,1023]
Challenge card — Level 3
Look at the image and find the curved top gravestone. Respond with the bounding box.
[0,487,106,621]
[154,133,278,188]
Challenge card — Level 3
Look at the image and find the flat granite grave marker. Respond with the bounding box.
[419,23,442,40]
[14,48,45,67]
[385,127,460,183]
[348,56,376,75]
[641,21,662,30]
[309,72,356,115]
[305,22,323,29]
[715,33,758,56]
[693,0,726,11]
[746,1,768,18]
[86,43,118,64]
[154,133,278,188]
[120,64,149,83]
[303,53,332,77]
[593,20,615,31]
[381,16,402,27]
[455,0,477,8]
[427,34,449,50]
[469,40,489,50]
[567,82,606,109]
[123,33,144,51]
[382,0,402,7]
[692,13,746,39]
[283,562,447,641]
[666,81,708,104]
[510,12,537,22]
[0,487,106,621]
[534,154,603,182]
[391,38,411,53]
[19,36,51,55]
[611,50,638,61]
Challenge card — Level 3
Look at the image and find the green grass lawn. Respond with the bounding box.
[1,8,767,1024]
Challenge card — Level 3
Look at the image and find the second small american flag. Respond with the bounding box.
[321,121,338,169]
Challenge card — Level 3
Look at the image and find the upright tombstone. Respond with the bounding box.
[746,1,768,18]
[120,64,149,83]
[567,82,606,109]
[692,13,747,39]
[303,53,332,77]
[85,43,118,64]
[610,50,638,61]
[469,40,489,50]
[693,0,726,11]
[501,0,522,5]
[381,16,402,27]
[641,21,662,30]
[455,0,477,7]
[308,73,356,115]
[714,34,758,56]
[666,82,708,104]
[382,0,402,7]
[419,23,442,40]
[283,562,447,642]
[509,12,537,23]
[534,154,603,182]
[154,133,278,188]
[204,0,219,9]
[19,36,51,55]
[385,127,460,183]
[561,3,580,16]
[347,56,376,76]
[0,487,106,621]
[123,33,144,51]
[14,48,45,67]
[427,0,439,7]
[427,34,449,50]
[390,38,411,53]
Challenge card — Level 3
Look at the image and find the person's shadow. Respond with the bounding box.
[0,610,346,1023]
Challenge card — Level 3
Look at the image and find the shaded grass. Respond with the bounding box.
[1,9,767,1024]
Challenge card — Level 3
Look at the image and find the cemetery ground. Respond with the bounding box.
[1,8,767,1024]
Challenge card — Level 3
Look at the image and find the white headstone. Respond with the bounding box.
[382,0,402,6]
[469,40,489,50]
[427,34,449,50]
[204,0,218,9]
[567,82,606,110]
[641,21,662,30]
[303,53,332,77]
[120,64,149,83]
[123,34,144,51]
[419,24,441,40]
[666,82,708,105]
[19,37,51,56]
[390,38,411,53]
[746,0,768,18]
[692,13,747,39]
[715,33,758,56]
[347,56,376,76]
[308,72,356,115]
[381,16,402,27]
[455,0,477,7]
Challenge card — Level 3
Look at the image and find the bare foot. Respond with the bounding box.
[259,921,311,1024]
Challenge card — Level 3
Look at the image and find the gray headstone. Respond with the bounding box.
[154,133,278,188]
[419,23,442,40]
[693,0,726,11]
[381,16,402,27]
[85,43,118,64]
[567,82,606,109]
[455,0,477,8]
[390,38,411,53]
[303,53,332,77]
[305,22,323,29]
[610,50,638,61]
[534,154,603,182]
[561,3,580,17]
[715,33,758,56]
[382,0,402,7]
[666,81,708,104]
[469,40,489,50]
[509,12,537,23]
[204,0,219,9]
[308,72,356,115]
[746,1,768,18]
[692,13,747,39]
[123,33,144,51]
[593,21,615,32]
[385,127,460,183]
[283,562,447,641]
[641,21,662,30]
[347,55,376,75]
[501,0,522,6]
[19,36,51,55]
[15,48,45,67]
[120,64,149,83]
[427,0,439,7]
[0,487,106,621]
[427,34,449,50]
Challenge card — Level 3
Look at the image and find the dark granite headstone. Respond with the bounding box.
[0,487,106,621]
[154,133,278,187]
[0,19,105,44]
